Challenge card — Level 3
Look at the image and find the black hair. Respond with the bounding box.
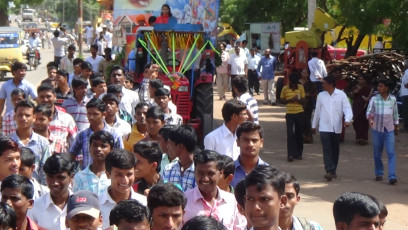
[146,106,165,121]
[245,165,285,197]
[231,76,248,94]
[41,78,55,86]
[147,183,186,220]
[109,200,148,226]
[219,155,234,179]
[161,4,173,17]
[234,179,246,208]
[86,98,106,112]
[73,58,84,66]
[90,44,98,51]
[310,51,318,57]
[323,75,336,88]
[47,65,58,72]
[193,149,222,170]
[181,216,226,230]
[168,125,197,153]
[34,104,52,118]
[19,147,35,168]
[158,125,176,141]
[134,102,149,113]
[43,153,76,177]
[221,99,247,122]
[155,87,170,97]
[46,61,58,69]
[333,192,380,225]
[37,83,56,95]
[242,40,248,44]
[283,172,300,196]
[71,77,89,88]
[90,130,115,149]
[149,79,164,89]
[0,202,17,230]
[10,88,26,98]
[1,174,34,200]
[236,121,264,139]
[107,84,122,94]
[143,63,152,70]
[105,149,136,173]
[57,69,69,79]
[81,61,93,71]
[367,195,388,219]
[289,72,300,84]
[104,47,111,53]
[68,44,76,51]
[377,78,392,89]
[125,74,133,83]
[133,141,162,173]
[0,135,19,157]
[102,93,120,106]
[148,16,157,25]
[14,100,35,113]
[53,30,60,37]
[11,61,27,72]
[91,77,106,87]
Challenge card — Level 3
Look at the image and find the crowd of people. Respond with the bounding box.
[0,22,401,228]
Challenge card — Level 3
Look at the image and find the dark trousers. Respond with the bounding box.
[320,132,340,174]
[303,103,313,136]
[402,96,408,131]
[314,81,323,93]
[353,114,369,140]
[248,70,260,95]
[286,113,304,158]
[54,56,63,66]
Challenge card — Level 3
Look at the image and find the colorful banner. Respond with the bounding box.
[113,0,220,36]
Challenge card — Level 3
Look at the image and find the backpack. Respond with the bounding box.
[297,217,316,230]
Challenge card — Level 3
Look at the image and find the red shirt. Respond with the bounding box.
[156,15,170,24]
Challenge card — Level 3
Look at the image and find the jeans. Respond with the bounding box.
[286,113,304,158]
[372,129,397,180]
[320,132,340,174]
[248,70,260,95]
[262,79,275,103]
[402,95,408,131]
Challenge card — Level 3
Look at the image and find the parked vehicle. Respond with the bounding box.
[22,9,34,22]
[0,27,24,79]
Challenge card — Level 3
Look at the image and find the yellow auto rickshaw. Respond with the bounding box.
[0,27,24,80]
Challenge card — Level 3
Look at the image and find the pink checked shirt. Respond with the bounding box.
[2,110,17,136]
[50,106,78,150]
[183,186,246,230]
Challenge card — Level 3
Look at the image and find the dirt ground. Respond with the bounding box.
[212,88,408,230]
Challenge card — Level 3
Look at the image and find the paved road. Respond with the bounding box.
[2,39,407,229]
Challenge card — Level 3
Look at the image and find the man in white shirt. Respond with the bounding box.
[103,26,113,48]
[110,65,140,117]
[247,48,261,96]
[51,30,68,66]
[312,75,352,181]
[307,51,327,93]
[99,149,147,229]
[60,44,75,75]
[84,24,94,50]
[228,45,248,98]
[85,44,105,74]
[400,60,408,132]
[204,99,248,160]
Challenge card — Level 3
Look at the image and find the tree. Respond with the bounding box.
[0,0,43,26]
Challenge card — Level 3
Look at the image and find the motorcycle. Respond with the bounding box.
[27,45,40,71]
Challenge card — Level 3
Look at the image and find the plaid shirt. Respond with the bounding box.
[366,94,399,132]
[11,132,51,185]
[69,123,124,169]
[119,109,133,125]
[50,107,78,150]
[48,132,67,154]
[72,165,111,196]
[2,110,17,136]
[162,160,196,192]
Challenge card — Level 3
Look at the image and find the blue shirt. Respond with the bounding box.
[257,56,278,80]
[72,165,111,196]
[0,79,37,113]
[231,157,268,188]
[11,132,51,185]
[162,160,196,192]
[69,123,124,169]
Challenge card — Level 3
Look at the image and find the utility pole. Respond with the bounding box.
[78,0,83,54]
[308,0,316,29]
